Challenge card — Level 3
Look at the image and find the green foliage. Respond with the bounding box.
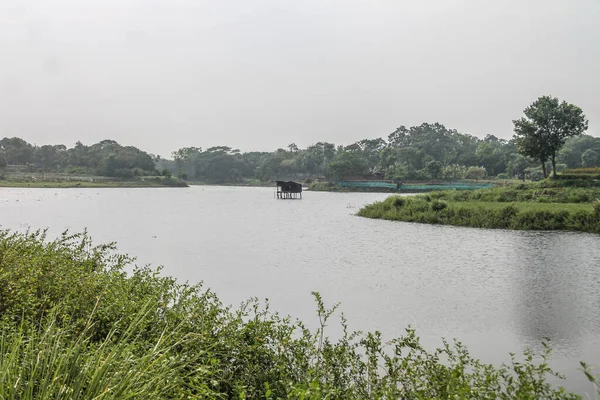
[0,231,587,399]
[391,196,406,208]
[559,135,600,168]
[465,166,487,180]
[359,185,600,233]
[2,117,594,188]
[513,96,589,178]
[564,168,600,175]
[431,199,448,211]
[327,150,370,181]
[443,164,468,180]
[425,160,443,179]
[0,138,157,179]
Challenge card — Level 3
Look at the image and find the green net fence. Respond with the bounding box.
[339,181,493,190]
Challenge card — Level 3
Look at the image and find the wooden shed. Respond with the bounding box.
[276,181,302,199]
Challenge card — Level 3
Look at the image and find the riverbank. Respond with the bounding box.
[187,179,274,187]
[0,229,592,399]
[358,181,600,233]
[0,176,188,188]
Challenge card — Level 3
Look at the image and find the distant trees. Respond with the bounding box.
[0,138,157,178]
[558,135,600,168]
[167,118,597,184]
[582,149,600,168]
[2,103,595,184]
[0,138,35,165]
[465,167,487,180]
[513,96,588,178]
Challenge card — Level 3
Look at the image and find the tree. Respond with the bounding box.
[442,164,467,180]
[327,151,369,181]
[513,96,588,178]
[582,149,600,168]
[424,160,443,179]
[0,137,35,165]
[506,153,535,181]
[558,135,600,168]
[465,166,486,180]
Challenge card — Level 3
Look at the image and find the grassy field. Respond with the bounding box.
[358,181,600,233]
[0,179,188,188]
[0,230,594,399]
[0,171,188,188]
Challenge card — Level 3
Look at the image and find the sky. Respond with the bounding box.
[1,0,599,156]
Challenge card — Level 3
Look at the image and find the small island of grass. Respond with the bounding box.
[358,174,600,234]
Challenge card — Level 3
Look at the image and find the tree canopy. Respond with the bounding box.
[0,138,158,178]
[513,96,588,177]
[3,115,597,183]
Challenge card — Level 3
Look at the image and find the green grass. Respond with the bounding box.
[358,183,600,233]
[0,230,594,399]
[0,176,188,188]
[454,201,593,212]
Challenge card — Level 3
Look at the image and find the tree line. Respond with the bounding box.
[0,138,159,178]
[2,96,595,183]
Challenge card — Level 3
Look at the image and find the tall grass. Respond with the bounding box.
[358,195,600,233]
[426,186,600,204]
[0,305,207,399]
[0,230,595,398]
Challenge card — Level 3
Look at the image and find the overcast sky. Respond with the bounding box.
[1,0,598,156]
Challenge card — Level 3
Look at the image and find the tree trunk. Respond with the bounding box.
[551,153,557,177]
[541,159,547,178]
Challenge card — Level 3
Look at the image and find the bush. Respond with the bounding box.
[392,196,406,208]
[497,173,510,179]
[465,166,487,180]
[430,199,448,211]
[594,200,600,218]
[416,193,432,202]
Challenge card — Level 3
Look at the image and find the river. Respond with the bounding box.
[2,185,599,395]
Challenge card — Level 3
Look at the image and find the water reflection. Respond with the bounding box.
[512,232,600,356]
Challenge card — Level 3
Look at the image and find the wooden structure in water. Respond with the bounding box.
[276,181,302,199]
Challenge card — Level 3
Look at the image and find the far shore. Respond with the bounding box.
[0,178,188,189]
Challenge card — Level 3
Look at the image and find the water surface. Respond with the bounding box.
[2,186,599,395]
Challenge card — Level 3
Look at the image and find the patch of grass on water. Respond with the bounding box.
[358,193,600,233]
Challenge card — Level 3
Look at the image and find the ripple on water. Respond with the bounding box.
[1,186,599,394]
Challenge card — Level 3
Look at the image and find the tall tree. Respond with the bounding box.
[513,96,588,178]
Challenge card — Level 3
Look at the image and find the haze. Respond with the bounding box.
[1,0,599,156]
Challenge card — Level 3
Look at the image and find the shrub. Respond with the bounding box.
[430,199,448,212]
[594,200,600,218]
[465,166,487,180]
[497,173,510,179]
[417,193,432,202]
[392,196,406,208]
